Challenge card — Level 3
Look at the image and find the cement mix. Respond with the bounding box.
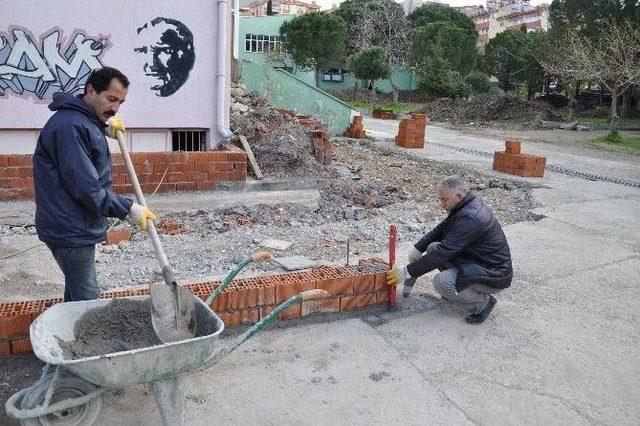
[57,299,161,359]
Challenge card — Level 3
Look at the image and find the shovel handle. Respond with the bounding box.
[115,130,174,282]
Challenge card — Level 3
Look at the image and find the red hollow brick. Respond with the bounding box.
[0,340,10,357]
[11,338,33,355]
[353,274,376,293]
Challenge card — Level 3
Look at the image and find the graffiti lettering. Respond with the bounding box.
[0,28,109,99]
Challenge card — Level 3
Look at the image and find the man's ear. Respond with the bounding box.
[85,84,96,97]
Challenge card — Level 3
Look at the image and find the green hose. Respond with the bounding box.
[205,257,253,306]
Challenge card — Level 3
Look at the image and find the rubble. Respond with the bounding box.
[416,94,563,129]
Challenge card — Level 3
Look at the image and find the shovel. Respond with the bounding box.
[115,130,196,343]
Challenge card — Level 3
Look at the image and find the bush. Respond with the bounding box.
[417,61,470,100]
[464,71,491,95]
[601,130,623,144]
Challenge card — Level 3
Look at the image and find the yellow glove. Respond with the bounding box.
[386,265,407,286]
[106,115,125,139]
[128,203,156,231]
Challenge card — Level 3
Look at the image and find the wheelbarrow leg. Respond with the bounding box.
[150,375,186,426]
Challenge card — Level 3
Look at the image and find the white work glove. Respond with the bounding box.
[408,247,422,263]
[127,203,156,231]
[106,115,125,139]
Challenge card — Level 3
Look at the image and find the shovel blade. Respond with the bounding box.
[150,283,197,343]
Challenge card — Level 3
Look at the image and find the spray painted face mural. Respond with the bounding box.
[134,17,195,97]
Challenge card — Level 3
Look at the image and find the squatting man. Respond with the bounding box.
[33,67,156,302]
[386,177,513,324]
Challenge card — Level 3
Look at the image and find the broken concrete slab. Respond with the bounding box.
[259,239,293,251]
[272,255,317,271]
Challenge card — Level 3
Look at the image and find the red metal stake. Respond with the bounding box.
[387,224,397,308]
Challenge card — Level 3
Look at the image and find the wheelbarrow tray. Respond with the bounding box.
[30,296,224,388]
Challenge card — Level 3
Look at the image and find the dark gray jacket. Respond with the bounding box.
[406,193,512,292]
[34,92,133,247]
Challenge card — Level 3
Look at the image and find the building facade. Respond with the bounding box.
[463,3,549,48]
[243,0,320,17]
[1,0,233,154]
[238,15,417,94]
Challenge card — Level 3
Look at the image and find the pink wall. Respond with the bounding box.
[0,0,229,132]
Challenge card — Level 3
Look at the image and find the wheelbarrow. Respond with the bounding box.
[5,253,327,425]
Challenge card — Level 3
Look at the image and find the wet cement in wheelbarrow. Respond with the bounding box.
[57,299,162,359]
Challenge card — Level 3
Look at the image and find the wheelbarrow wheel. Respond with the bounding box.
[19,372,102,426]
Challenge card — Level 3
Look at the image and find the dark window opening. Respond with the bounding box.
[172,130,207,151]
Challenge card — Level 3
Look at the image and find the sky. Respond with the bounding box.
[316,0,549,10]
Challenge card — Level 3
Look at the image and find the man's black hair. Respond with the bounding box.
[84,67,130,94]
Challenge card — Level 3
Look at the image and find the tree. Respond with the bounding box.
[279,13,347,87]
[484,29,527,93]
[540,20,640,128]
[549,0,640,116]
[549,0,640,40]
[336,0,409,102]
[464,71,491,95]
[408,3,476,36]
[406,3,477,99]
[349,46,391,100]
[410,22,477,76]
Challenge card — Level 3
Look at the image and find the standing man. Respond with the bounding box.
[387,177,512,324]
[33,67,156,301]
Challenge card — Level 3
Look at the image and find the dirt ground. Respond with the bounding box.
[0,138,537,299]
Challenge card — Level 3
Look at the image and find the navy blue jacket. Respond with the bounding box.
[34,92,133,247]
[406,193,512,292]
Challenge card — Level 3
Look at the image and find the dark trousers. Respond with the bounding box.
[47,244,99,301]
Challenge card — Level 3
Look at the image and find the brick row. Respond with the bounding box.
[372,109,394,120]
[0,148,248,201]
[0,260,389,356]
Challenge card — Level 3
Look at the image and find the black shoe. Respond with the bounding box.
[465,296,497,325]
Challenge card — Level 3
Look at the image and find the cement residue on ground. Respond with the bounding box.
[57,299,161,359]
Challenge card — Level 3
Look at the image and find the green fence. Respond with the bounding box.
[240,60,354,134]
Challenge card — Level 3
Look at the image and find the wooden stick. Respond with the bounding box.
[238,135,263,180]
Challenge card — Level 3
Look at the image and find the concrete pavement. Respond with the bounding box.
[4,120,639,425]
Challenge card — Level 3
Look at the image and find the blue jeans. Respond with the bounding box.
[47,244,100,302]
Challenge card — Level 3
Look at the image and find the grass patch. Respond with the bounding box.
[577,117,640,129]
[589,130,640,151]
[347,101,423,114]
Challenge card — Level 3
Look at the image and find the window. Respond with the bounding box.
[245,34,284,53]
[321,68,345,83]
[172,130,207,151]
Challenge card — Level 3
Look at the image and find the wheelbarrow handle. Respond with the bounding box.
[200,289,328,372]
[204,252,272,306]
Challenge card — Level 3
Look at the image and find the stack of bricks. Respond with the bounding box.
[344,116,366,139]
[395,113,428,149]
[372,109,394,119]
[296,114,333,166]
[0,147,248,201]
[493,140,546,177]
[0,260,389,357]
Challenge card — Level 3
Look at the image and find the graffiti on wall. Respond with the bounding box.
[0,27,108,99]
[134,17,195,97]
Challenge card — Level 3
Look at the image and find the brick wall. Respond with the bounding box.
[0,148,247,201]
[0,260,389,356]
